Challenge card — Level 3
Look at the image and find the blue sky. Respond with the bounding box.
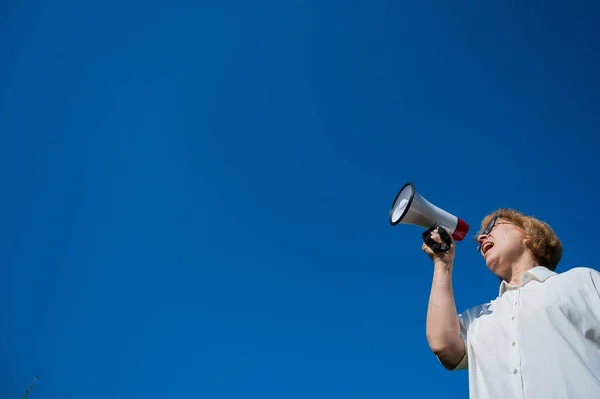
[2,1,599,398]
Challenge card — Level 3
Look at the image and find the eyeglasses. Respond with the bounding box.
[476,215,498,252]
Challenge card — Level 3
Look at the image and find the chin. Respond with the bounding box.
[484,258,500,274]
[486,266,499,276]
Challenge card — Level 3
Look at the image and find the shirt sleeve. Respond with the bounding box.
[584,268,600,346]
[589,268,600,299]
[452,312,470,370]
[437,302,489,371]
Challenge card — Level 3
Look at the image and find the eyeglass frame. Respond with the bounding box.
[476,215,520,253]
[476,215,498,252]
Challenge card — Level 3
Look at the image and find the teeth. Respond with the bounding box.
[482,242,493,253]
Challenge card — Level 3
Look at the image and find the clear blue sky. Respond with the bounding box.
[2,1,599,398]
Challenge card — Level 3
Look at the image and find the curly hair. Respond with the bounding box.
[477,208,563,271]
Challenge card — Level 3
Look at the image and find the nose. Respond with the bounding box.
[476,234,487,252]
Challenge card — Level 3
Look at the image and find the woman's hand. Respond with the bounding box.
[422,227,456,269]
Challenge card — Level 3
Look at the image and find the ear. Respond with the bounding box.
[522,233,544,264]
[520,229,534,247]
[521,232,535,254]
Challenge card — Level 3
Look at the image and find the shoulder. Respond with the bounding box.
[556,266,600,280]
[458,301,493,324]
[554,266,600,296]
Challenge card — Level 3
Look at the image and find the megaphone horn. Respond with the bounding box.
[388,182,469,241]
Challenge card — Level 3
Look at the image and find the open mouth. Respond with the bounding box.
[482,242,494,255]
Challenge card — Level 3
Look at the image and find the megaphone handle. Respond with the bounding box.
[422,224,453,253]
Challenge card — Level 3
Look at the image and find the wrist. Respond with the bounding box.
[434,260,453,271]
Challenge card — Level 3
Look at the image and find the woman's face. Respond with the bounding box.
[478,219,530,276]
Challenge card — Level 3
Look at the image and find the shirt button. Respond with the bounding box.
[512,342,516,347]
[511,316,515,321]
[513,369,518,374]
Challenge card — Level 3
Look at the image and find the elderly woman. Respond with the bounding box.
[424,209,600,399]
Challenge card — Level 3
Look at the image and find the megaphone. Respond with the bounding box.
[389,182,469,245]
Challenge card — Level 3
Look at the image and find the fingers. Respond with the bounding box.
[424,228,454,254]
[422,225,457,261]
[422,242,435,260]
[429,229,445,245]
[431,228,455,247]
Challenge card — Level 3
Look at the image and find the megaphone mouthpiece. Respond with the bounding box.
[389,182,469,241]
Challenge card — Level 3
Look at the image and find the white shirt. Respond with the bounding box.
[449,266,600,399]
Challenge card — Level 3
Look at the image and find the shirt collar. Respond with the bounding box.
[499,266,556,296]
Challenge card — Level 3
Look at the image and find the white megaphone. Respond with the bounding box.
[388,182,469,242]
